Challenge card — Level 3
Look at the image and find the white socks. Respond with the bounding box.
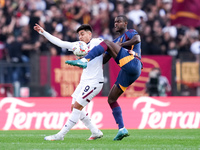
[57,109,99,137]
[80,110,99,134]
[58,108,81,137]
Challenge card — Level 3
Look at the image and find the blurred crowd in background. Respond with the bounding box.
[0,0,200,86]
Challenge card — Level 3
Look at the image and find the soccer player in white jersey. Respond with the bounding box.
[34,24,104,140]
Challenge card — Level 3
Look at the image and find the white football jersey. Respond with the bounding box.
[41,30,104,102]
[80,38,104,83]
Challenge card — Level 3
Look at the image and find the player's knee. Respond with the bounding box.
[73,101,84,110]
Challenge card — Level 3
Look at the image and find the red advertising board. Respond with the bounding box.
[50,55,83,97]
[0,97,199,130]
[40,55,102,97]
[41,55,172,97]
[109,55,172,97]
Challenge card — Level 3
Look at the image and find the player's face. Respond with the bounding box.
[114,17,127,32]
[78,30,92,44]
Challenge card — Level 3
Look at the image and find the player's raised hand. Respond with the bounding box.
[33,23,44,34]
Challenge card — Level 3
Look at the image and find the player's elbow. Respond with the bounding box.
[136,39,141,44]
[132,35,141,45]
[135,35,141,43]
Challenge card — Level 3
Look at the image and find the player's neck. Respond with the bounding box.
[119,28,128,36]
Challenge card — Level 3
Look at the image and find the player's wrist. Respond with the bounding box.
[39,30,46,35]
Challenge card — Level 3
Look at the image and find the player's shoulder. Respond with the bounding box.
[126,29,139,37]
[91,37,104,43]
[127,29,137,33]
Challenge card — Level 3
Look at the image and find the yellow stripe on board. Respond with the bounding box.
[133,82,146,87]
[137,76,149,82]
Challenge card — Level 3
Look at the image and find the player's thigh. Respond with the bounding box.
[115,69,139,89]
[76,82,103,107]
[71,83,83,105]
[104,40,121,58]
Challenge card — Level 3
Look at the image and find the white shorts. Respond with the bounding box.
[71,80,104,107]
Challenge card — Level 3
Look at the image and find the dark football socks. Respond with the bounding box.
[110,102,124,129]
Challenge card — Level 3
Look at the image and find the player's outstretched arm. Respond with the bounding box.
[33,23,74,50]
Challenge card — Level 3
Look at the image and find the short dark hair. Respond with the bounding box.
[76,24,93,33]
[116,15,128,23]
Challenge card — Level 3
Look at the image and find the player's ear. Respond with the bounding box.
[88,31,92,37]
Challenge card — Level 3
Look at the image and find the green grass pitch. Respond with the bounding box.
[0,129,200,150]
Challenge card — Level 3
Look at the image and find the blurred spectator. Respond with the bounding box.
[29,10,45,43]
[115,2,125,15]
[127,2,148,26]
[50,46,58,56]
[20,26,40,58]
[176,26,191,56]
[162,20,177,39]
[99,0,114,13]
[189,36,200,62]
[167,40,178,58]
[185,26,199,40]
[0,41,5,61]
[100,28,113,41]
[141,25,152,54]
[5,35,24,84]
[146,67,171,96]
[28,0,46,11]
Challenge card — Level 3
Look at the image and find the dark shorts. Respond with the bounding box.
[114,48,142,91]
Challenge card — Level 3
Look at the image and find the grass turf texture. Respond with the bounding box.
[0,129,200,150]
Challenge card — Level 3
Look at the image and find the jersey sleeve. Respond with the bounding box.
[126,29,138,40]
[94,38,104,45]
[42,31,74,51]
[89,38,104,50]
